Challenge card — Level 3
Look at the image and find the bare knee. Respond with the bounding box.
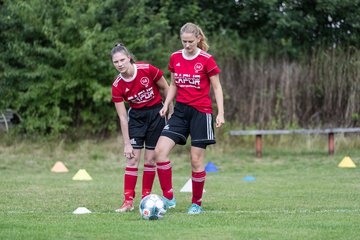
[191,157,204,171]
[126,156,140,168]
[144,158,155,166]
[154,137,175,163]
[144,150,156,166]
[154,146,168,163]
[190,147,206,171]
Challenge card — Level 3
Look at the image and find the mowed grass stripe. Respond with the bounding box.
[1,136,360,240]
[4,208,360,215]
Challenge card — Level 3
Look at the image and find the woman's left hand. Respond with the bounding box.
[215,114,225,128]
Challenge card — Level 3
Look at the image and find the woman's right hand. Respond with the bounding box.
[159,105,168,118]
[123,143,135,159]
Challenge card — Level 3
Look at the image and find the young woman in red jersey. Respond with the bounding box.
[155,23,225,214]
[111,43,173,213]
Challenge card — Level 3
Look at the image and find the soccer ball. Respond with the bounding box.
[139,194,167,220]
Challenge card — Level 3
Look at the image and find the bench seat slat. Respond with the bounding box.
[230,127,360,158]
[230,128,360,136]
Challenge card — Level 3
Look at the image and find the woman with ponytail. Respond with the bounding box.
[155,23,225,214]
[110,43,172,213]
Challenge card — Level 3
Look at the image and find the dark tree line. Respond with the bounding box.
[0,0,359,136]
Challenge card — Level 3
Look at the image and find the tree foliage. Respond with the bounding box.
[0,0,359,136]
[0,0,171,136]
[161,0,360,56]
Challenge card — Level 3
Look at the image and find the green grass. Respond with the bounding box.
[1,134,360,239]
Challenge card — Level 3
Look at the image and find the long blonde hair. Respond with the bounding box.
[180,22,209,52]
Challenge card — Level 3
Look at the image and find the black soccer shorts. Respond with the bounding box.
[161,102,216,149]
[128,103,166,150]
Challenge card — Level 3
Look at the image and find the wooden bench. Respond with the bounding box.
[0,109,14,132]
[229,128,360,158]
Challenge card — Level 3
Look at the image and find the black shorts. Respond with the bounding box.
[161,102,216,149]
[128,103,166,150]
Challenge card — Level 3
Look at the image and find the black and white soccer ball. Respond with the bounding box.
[139,194,167,220]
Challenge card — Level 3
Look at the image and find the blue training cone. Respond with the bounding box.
[242,176,256,182]
[205,162,218,173]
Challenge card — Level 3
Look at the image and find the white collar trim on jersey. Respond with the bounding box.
[120,64,137,82]
[182,48,201,60]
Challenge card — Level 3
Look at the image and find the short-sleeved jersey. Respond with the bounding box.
[112,63,164,109]
[168,49,220,113]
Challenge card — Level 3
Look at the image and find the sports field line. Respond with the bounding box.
[206,208,360,214]
[3,208,360,215]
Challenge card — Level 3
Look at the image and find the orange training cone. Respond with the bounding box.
[51,161,69,173]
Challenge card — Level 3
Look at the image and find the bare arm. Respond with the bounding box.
[210,74,225,128]
[156,76,174,117]
[159,73,177,118]
[114,102,134,158]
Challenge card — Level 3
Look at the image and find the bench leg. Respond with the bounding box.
[328,133,334,155]
[256,134,262,158]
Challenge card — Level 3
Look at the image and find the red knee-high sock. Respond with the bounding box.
[192,171,206,206]
[156,161,173,200]
[142,164,156,199]
[123,167,138,201]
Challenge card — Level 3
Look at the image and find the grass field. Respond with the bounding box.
[1,134,360,240]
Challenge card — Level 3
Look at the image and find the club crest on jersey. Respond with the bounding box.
[194,63,203,72]
[140,77,150,87]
